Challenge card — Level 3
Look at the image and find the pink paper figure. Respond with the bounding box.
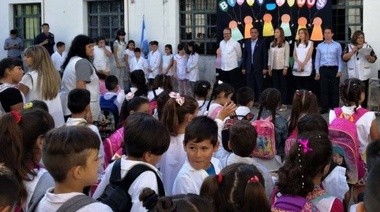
[244,16,254,38]
[280,14,292,37]
[297,0,306,7]
[276,0,286,7]
[237,0,245,5]
[306,0,316,8]
[263,14,274,37]
[310,17,323,41]
[296,17,307,40]
[229,20,244,41]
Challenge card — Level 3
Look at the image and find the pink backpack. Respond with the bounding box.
[285,128,298,155]
[208,105,223,119]
[328,107,367,184]
[103,127,124,167]
[251,117,277,159]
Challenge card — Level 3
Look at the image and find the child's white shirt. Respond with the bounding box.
[93,45,111,71]
[51,51,67,71]
[207,102,223,119]
[173,54,187,80]
[93,157,161,212]
[65,118,105,177]
[186,53,199,82]
[172,157,221,195]
[147,88,164,101]
[35,188,112,212]
[148,50,162,79]
[23,169,53,212]
[329,105,375,155]
[197,100,209,116]
[235,106,252,119]
[102,90,125,113]
[226,153,275,200]
[322,166,349,201]
[158,134,186,195]
[124,49,135,69]
[162,54,174,76]
[130,56,149,74]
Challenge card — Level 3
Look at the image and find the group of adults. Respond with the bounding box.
[219,26,377,113]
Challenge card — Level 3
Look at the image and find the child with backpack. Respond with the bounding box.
[329,78,380,205]
[128,69,149,98]
[101,75,125,113]
[193,80,211,116]
[35,126,112,211]
[207,82,235,119]
[200,163,271,212]
[285,89,319,155]
[0,109,55,212]
[66,88,105,174]
[93,113,170,212]
[159,93,198,195]
[172,116,222,195]
[273,131,344,211]
[147,74,173,116]
[235,87,255,120]
[0,165,20,212]
[253,88,288,172]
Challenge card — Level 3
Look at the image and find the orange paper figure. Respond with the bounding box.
[287,0,295,7]
[311,17,323,41]
[229,20,244,41]
[281,14,292,37]
[296,17,307,40]
[263,14,274,37]
[244,16,254,38]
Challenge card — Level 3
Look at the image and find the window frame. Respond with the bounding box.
[13,3,41,48]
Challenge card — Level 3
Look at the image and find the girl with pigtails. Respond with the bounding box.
[200,163,270,212]
[273,131,344,211]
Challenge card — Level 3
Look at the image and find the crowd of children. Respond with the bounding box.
[1,32,380,212]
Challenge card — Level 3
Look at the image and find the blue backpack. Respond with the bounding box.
[98,95,119,140]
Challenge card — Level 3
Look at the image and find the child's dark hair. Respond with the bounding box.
[229,120,257,157]
[130,69,148,97]
[194,80,211,99]
[151,41,159,46]
[257,88,281,123]
[24,100,49,112]
[161,95,198,136]
[288,89,319,133]
[188,41,199,55]
[297,114,328,135]
[139,188,215,212]
[43,126,100,182]
[236,87,254,107]
[165,44,173,54]
[366,139,380,172]
[277,131,332,197]
[105,75,119,91]
[157,90,172,120]
[0,165,19,209]
[177,43,185,52]
[0,57,23,78]
[127,40,135,48]
[134,47,141,53]
[364,159,380,212]
[206,82,235,111]
[56,41,65,48]
[200,163,270,212]
[339,78,365,111]
[119,97,149,127]
[123,113,170,158]
[184,116,218,146]
[67,88,90,114]
[152,74,173,91]
[0,109,54,202]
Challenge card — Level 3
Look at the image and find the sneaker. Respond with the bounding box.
[279,105,287,112]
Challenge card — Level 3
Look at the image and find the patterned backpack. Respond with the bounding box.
[251,116,276,159]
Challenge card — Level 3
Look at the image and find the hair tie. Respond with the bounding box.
[247,175,259,183]
[169,92,185,106]
[218,80,223,85]
[298,138,313,154]
[10,111,21,124]
[217,173,223,184]
[126,92,134,101]
[308,91,313,96]
[296,90,300,96]
[202,84,207,88]
[24,102,33,109]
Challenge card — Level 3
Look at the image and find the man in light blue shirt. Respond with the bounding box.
[315,26,343,114]
[3,29,23,59]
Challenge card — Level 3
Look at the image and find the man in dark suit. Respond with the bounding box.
[241,27,268,102]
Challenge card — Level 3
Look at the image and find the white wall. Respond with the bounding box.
[364,1,380,77]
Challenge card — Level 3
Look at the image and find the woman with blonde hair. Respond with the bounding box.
[293,28,314,90]
[19,45,64,126]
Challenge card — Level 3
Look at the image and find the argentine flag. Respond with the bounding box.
[141,16,149,57]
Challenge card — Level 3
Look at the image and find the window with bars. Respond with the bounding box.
[13,4,41,48]
[180,0,217,55]
[88,1,124,46]
[332,0,362,43]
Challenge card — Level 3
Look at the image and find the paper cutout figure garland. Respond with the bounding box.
[281,14,292,37]
[297,0,306,7]
[310,17,323,41]
[307,0,316,8]
[263,13,274,37]
[227,0,237,7]
[244,16,254,38]
[296,17,307,40]
[229,20,244,40]
[276,0,286,7]
[316,0,327,10]
[237,0,244,5]
[246,0,255,6]
[287,0,295,7]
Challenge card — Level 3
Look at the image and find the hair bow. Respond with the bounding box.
[298,139,313,154]
[247,175,259,183]
[218,80,223,85]
[10,111,21,124]
[296,90,300,96]
[217,173,223,184]
[126,92,134,101]
[169,92,185,106]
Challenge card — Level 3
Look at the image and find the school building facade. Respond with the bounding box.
[0,0,379,80]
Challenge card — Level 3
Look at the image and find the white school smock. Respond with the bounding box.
[186,53,199,82]
[174,54,187,80]
[162,54,174,76]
